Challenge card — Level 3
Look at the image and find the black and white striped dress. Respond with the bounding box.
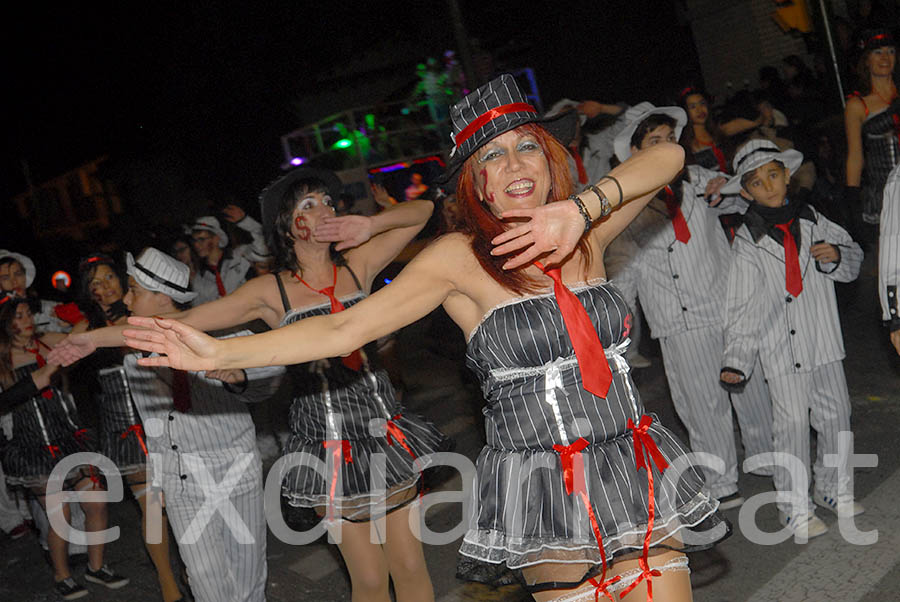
[457,280,725,589]
[279,292,450,521]
[96,360,147,476]
[861,108,900,224]
[2,364,94,488]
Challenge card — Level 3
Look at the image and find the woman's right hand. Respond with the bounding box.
[490,200,585,269]
[123,316,222,372]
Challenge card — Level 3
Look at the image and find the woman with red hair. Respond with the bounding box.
[111,74,726,601]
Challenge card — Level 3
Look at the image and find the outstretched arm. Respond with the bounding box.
[48,275,277,365]
[491,142,685,268]
[125,240,457,371]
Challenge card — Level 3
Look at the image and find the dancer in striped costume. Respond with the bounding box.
[51,178,447,602]
[0,296,128,600]
[122,74,728,602]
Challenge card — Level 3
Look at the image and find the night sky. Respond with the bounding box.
[3,1,700,205]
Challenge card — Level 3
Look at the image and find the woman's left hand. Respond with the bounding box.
[314,216,374,251]
[490,200,584,269]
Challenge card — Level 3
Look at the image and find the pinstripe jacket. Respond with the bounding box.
[123,333,282,460]
[612,165,746,339]
[722,205,862,379]
[879,164,900,329]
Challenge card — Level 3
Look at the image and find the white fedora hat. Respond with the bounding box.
[126,248,197,304]
[0,250,36,288]
[720,139,803,195]
[614,102,687,162]
[191,216,229,248]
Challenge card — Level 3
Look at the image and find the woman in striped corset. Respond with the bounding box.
[0,296,128,600]
[120,74,729,602]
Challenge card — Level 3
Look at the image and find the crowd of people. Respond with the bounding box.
[0,24,898,602]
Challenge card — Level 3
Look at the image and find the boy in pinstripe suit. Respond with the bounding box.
[611,104,774,510]
[720,140,864,539]
[879,163,900,355]
[121,248,281,601]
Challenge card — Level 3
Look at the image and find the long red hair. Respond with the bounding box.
[456,123,592,294]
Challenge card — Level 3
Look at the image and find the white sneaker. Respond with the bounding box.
[779,510,829,539]
[813,490,865,517]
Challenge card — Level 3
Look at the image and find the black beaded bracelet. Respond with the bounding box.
[586,184,612,218]
[568,195,592,233]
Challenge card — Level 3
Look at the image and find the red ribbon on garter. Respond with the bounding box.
[454,102,537,149]
[620,415,669,601]
[323,439,353,516]
[122,424,149,456]
[552,438,621,600]
[73,429,101,487]
[553,437,589,496]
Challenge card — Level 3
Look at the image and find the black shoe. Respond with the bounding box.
[55,577,88,600]
[84,564,130,589]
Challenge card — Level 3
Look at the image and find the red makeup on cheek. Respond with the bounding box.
[294,216,311,241]
[479,168,495,204]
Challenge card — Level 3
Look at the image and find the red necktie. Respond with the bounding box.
[568,147,588,185]
[536,262,612,398]
[775,221,803,297]
[209,263,227,297]
[24,341,53,399]
[295,266,363,371]
[172,369,192,413]
[662,186,691,244]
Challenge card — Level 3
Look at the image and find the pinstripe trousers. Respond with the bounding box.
[160,450,267,602]
[766,361,852,514]
[660,326,774,498]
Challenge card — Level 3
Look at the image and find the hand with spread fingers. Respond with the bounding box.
[124,316,221,372]
[490,200,584,270]
[313,215,374,251]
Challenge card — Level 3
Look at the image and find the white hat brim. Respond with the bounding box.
[720,148,803,195]
[126,252,197,304]
[191,220,229,248]
[614,105,687,163]
[0,250,36,288]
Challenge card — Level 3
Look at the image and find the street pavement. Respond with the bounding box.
[2,251,899,601]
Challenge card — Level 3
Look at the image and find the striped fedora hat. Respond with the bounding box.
[445,73,577,178]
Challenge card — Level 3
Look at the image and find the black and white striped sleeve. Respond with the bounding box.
[722,236,764,377]
[880,165,900,327]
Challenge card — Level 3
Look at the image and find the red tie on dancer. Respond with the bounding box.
[662,186,691,244]
[24,340,54,399]
[775,221,803,297]
[294,265,363,370]
[172,370,192,413]
[536,262,612,398]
